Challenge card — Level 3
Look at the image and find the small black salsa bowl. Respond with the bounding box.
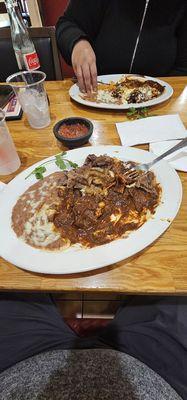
[53,117,93,149]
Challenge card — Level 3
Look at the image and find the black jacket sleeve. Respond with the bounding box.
[56,0,108,65]
[170,4,187,76]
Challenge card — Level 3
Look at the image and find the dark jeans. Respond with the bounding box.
[0,293,186,399]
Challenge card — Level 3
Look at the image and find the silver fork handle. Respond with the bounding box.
[148,136,187,168]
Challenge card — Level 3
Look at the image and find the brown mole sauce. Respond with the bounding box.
[52,183,160,248]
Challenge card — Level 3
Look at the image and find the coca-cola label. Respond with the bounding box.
[24,52,40,71]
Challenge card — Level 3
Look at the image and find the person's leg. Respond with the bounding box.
[0,292,87,373]
[97,296,187,399]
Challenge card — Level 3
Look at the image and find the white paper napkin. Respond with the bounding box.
[150,140,187,172]
[116,114,186,146]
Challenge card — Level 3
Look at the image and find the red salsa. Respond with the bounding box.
[58,123,89,139]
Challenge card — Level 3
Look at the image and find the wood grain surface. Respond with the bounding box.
[0,77,187,294]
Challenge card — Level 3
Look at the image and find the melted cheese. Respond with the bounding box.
[23,204,61,247]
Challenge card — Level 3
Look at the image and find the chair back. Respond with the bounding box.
[0,26,63,81]
[0,3,7,14]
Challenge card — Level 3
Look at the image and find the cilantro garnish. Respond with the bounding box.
[126,107,155,120]
[25,151,78,180]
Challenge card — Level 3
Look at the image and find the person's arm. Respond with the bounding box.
[170,5,187,76]
[56,0,108,93]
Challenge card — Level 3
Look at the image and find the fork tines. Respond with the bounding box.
[124,170,139,180]
[123,162,139,180]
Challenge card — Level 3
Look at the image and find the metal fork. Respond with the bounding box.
[124,136,187,179]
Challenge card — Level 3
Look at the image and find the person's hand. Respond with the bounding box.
[71,40,97,95]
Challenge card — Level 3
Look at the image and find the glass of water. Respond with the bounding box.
[0,108,21,175]
[6,71,51,129]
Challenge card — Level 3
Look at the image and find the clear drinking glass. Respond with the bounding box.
[6,71,51,129]
[0,108,21,175]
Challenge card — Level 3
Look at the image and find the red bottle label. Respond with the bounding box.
[24,52,40,70]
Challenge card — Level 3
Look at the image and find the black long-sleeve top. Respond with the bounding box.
[56,0,187,77]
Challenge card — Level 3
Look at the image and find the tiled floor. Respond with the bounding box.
[53,292,125,319]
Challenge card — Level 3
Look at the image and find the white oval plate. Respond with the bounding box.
[0,146,182,274]
[69,74,173,110]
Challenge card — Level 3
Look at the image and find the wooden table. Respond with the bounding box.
[1,77,187,294]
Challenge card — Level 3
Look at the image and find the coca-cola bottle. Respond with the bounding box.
[4,0,40,71]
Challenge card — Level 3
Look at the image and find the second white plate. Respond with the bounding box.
[69,74,173,110]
